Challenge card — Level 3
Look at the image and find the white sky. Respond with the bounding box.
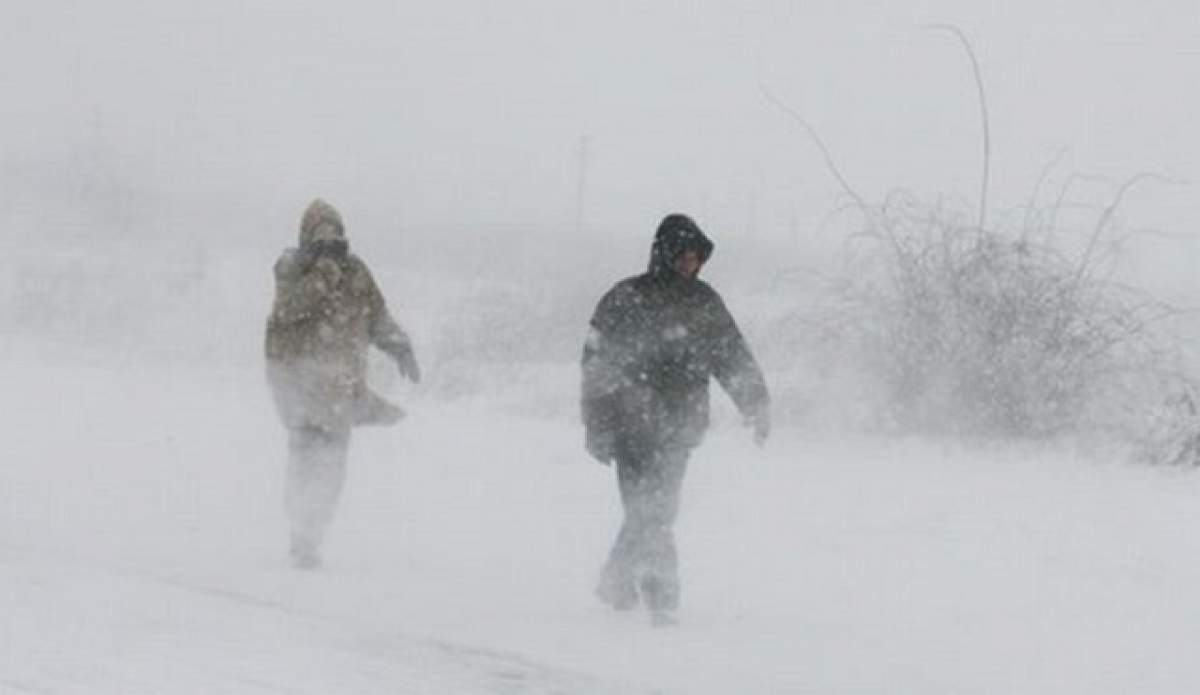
[2,1,1197,270]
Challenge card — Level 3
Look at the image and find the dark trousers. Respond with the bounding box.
[285,426,350,555]
[601,437,690,610]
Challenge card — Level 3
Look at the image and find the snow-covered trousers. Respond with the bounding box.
[285,425,350,554]
[602,438,690,610]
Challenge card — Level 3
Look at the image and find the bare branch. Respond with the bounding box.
[759,82,871,215]
[1022,147,1070,241]
[1072,173,1169,287]
[923,23,991,233]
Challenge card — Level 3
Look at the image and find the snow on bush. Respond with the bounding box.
[790,181,1195,445]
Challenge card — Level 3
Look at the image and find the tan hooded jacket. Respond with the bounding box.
[265,200,414,432]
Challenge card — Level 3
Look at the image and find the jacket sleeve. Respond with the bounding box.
[265,250,327,362]
[357,260,415,364]
[268,250,324,324]
[580,285,632,438]
[705,291,770,420]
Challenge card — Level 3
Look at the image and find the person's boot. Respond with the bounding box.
[639,575,678,626]
[595,571,638,611]
[289,535,322,570]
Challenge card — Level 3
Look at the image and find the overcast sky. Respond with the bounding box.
[3,1,1197,273]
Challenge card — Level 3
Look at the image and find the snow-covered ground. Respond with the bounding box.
[5,348,1200,694]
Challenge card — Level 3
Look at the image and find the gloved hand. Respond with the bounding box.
[746,409,770,447]
[395,345,421,383]
[585,430,616,466]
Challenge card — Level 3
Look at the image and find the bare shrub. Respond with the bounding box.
[765,28,1196,444]
[815,185,1185,438]
[1135,385,1200,466]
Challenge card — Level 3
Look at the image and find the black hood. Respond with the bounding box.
[647,213,714,275]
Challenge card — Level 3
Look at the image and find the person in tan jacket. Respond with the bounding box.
[266,199,420,568]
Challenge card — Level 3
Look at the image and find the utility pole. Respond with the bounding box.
[746,187,759,239]
[575,135,589,234]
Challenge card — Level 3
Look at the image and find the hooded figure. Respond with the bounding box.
[266,199,420,568]
[581,213,769,623]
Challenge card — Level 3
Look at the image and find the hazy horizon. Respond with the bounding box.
[5,2,1197,255]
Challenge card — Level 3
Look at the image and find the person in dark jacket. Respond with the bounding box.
[581,213,769,622]
[265,199,420,569]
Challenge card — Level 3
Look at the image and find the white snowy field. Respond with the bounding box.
[4,350,1200,694]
